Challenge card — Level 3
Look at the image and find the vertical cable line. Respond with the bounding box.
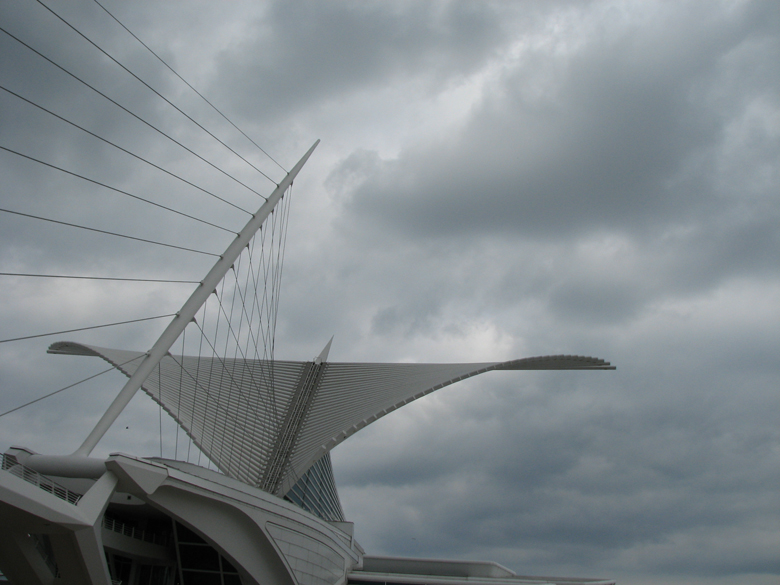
[206,274,266,477]
[268,205,284,429]
[266,191,293,436]
[193,300,209,466]
[214,264,242,469]
[156,200,290,480]
[254,211,279,436]
[204,278,227,467]
[183,316,277,472]
[239,238,276,397]
[186,196,293,480]
[225,251,259,474]
[243,233,280,454]
[259,212,279,361]
[239,241,263,367]
[91,0,288,173]
[237,239,270,469]
[165,193,291,472]
[244,221,275,445]
[72,141,319,457]
[278,194,293,379]
[225,264,248,474]
[254,223,273,357]
[175,327,185,460]
[222,261,246,473]
[164,341,265,473]
[273,187,293,350]
[0,26,271,201]
[35,0,278,186]
[210,277,273,412]
[268,209,281,362]
[236,233,276,470]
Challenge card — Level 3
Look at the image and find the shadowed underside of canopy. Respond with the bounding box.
[48,341,613,498]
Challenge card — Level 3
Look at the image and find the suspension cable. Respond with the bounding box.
[0,145,236,233]
[0,354,145,419]
[0,207,221,257]
[0,26,271,200]
[35,0,278,185]
[92,0,288,173]
[0,314,176,344]
[0,84,252,215]
[0,273,199,284]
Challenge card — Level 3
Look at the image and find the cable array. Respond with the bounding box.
[0,0,297,462]
[90,0,288,173]
[168,189,294,471]
[34,0,278,187]
[0,84,252,215]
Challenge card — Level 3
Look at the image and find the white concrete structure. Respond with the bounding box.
[0,346,614,584]
[0,143,616,585]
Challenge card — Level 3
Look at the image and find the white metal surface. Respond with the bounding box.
[49,342,612,496]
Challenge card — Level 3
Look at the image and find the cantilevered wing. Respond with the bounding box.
[48,342,612,498]
[281,355,612,495]
[48,341,307,487]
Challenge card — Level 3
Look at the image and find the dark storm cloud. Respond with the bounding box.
[317,4,780,581]
[337,350,780,576]
[2,2,779,584]
[211,0,509,123]
[311,0,780,348]
[340,1,779,239]
[0,0,257,281]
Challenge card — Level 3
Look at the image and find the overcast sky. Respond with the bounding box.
[1,1,779,584]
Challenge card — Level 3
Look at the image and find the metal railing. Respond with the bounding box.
[0,453,81,505]
[103,515,170,547]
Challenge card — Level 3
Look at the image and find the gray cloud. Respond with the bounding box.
[1,1,779,584]
[339,1,779,241]
[210,0,509,124]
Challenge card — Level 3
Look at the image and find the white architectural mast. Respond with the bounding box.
[74,140,319,457]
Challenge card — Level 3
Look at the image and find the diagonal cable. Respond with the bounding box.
[0,26,270,200]
[187,318,276,467]
[0,354,146,418]
[0,273,198,283]
[92,0,288,173]
[0,145,236,233]
[1,84,251,215]
[0,207,220,257]
[36,0,278,186]
[0,314,175,344]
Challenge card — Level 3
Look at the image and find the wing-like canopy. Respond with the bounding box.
[49,341,612,496]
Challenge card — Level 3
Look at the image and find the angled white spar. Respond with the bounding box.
[74,140,319,457]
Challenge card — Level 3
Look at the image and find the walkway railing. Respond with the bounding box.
[0,453,81,505]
